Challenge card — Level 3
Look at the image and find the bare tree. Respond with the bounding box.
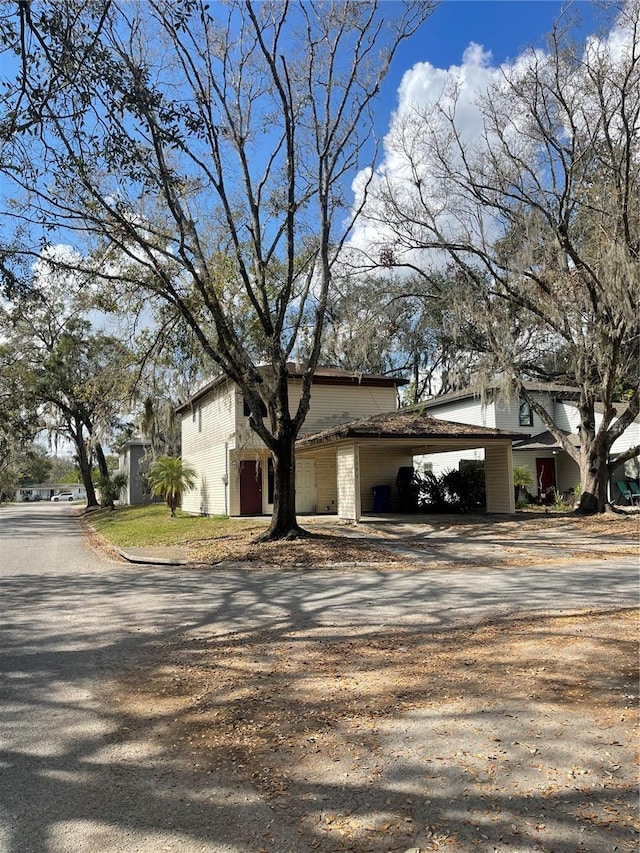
[322,267,479,400]
[1,0,433,538]
[366,3,640,513]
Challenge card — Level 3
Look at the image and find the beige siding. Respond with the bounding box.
[181,383,236,515]
[358,446,414,512]
[310,448,338,513]
[336,443,361,521]
[233,389,269,453]
[484,443,515,513]
[290,383,398,436]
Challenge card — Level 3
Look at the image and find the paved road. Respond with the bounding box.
[0,503,637,853]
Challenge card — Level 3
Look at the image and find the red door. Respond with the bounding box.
[240,460,263,515]
[536,458,556,503]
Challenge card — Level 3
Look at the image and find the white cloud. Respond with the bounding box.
[349,39,504,264]
[348,3,638,268]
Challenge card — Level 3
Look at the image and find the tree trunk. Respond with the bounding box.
[71,418,98,507]
[94,440,110,479]
[257,431,306,542]
[575,440,610,515]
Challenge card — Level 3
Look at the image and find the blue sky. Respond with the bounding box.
[377,1,606,118]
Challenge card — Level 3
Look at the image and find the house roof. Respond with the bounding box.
[420,381,581,409]
[297,407,525,449]
[512,430,581,452]
[176,364,406,413]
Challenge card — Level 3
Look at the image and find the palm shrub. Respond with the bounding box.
[513,466,534,506]
[147,457,196,517]
[95,472,128,510]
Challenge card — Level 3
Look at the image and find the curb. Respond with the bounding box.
[116,548,190,567]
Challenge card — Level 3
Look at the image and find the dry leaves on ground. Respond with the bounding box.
[114,608,639,853]
[188,532,410,567]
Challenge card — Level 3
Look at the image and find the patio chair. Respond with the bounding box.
[616,480,640,505]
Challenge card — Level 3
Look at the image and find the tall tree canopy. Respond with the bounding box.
[360,2,640,513]
[0,257,137,506]
[1,0,434,538]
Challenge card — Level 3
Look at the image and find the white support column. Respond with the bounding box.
[485,441,515,513]
[336,442,361,521]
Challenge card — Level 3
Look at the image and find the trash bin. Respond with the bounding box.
[372,484,391,513]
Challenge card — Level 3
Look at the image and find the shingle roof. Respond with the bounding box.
[297,407,524,448]
[420,382,581,408]
[512,430,581,451]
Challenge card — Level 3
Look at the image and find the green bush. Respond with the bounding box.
[416,461,486,513]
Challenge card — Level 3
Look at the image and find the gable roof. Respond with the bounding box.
[176,364,406,413]
[420,382,581,409]
[297,407,525,449]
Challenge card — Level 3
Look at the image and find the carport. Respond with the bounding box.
[296,410,524,521]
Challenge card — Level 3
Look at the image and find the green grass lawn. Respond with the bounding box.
[90,503,267,548]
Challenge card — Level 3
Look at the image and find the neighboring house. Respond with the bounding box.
[14,483,87,501]
[177,365,523,520]
[419,383,640,504]
[118,439,153,505]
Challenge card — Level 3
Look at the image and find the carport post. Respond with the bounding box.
[484,442,516,513]
[336,442,361,521]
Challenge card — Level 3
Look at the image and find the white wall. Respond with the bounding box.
[421,448,484,479]
[427,396,495,428]
[494,391,555,434]
[311,447,338,513]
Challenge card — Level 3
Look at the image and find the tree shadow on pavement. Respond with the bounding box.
[0,564,637,853]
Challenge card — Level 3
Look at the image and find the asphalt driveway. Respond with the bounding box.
[0,502,637,852]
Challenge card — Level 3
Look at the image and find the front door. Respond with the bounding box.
[240,460,263,515]
[536,458,556,503]
[296,459,317,513]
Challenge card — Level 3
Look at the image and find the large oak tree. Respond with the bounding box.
[1,0,433,538]
[363,3,640,513]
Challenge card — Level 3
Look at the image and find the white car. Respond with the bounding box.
[51,492,75,502]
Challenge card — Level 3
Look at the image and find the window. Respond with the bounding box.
[519,398,534,427]
[198,407,202,433]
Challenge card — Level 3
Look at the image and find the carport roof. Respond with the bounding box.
[297,408,525,449]
[513,429,581,451]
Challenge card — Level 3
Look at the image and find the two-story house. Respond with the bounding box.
[419,383,640,503]
[177,365,524,519]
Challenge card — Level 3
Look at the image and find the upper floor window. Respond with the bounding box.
[519,398,534,427]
